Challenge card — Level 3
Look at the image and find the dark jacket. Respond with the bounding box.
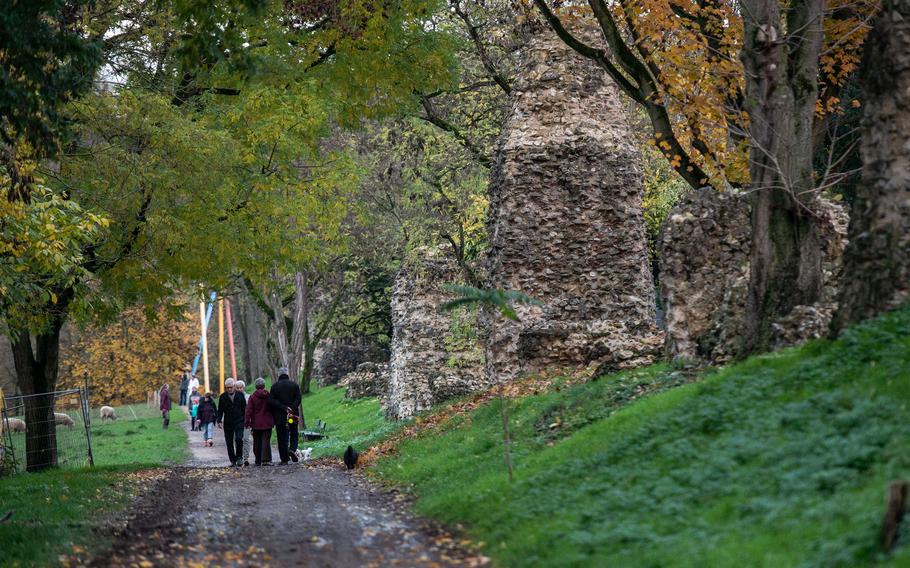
[179,374,190,392]
[270,374,301,418]
[217,390,246,427]
[159,388,172,411]
[245,389,275,430]
[197,396,217,424]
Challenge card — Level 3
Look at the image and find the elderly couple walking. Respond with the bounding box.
[217,369,303,467]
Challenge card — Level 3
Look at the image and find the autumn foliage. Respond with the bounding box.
[58,307,197,405]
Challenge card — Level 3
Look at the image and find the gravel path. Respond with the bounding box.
[82,420,484,567]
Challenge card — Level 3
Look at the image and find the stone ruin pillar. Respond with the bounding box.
[659,189,848,362]
[483,26,663,383]
[385,248,486,420]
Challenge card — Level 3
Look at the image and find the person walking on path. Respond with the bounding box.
[188,388,201,430]
[188,374,200,406]
[160,384,172,429]
[198,392,218,447]
[190,396,199,431]
[245,378,275,466]
[235,380,252,466]
[179,369,190,406]
[217,378,246,467]
[270,367,302,464]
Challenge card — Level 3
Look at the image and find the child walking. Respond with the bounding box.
[190,397,199,431]
[197,392,217,447]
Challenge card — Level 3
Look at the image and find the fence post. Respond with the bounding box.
[81,375,95,467]
[1,399,20,473]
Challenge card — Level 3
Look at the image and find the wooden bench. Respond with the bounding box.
[302,419,328,441]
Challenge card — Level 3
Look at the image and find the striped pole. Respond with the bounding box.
[218,297,225,394]
[225,299,238,380]
[201,302,210,394]
[192,292,217,376]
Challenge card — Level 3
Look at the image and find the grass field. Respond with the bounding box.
[0,402,189,566]
[365,306,910,567]
[301,384,400,458]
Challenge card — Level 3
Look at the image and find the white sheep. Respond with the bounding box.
[100,406,118,422]
[1,417,26,434]
[54,412,75,429]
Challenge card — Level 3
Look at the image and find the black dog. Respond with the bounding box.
[343,445,359,470]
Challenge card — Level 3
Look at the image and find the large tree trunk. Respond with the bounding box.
[10,306,68,471]
[234,289,269,382]
[739,0,826,355]
[831,0,910,333]
[301,338,317,395]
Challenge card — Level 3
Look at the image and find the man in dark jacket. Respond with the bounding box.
[270,367,302,464]
[178,367,190,406]
[217,378,246,466]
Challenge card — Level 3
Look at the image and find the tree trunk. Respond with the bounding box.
[301,339,316,394]
[831,0,910,333]
[235,287,269,382]
[10,311,67,471]
[289,271,309,384]
[739,0,826,355]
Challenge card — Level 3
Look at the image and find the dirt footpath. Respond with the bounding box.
[82,421,485,567]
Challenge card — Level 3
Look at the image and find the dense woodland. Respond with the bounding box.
[0,0,907,482]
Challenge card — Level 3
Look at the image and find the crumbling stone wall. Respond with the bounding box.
[338,362,390,400]
[659,189,848,361]
[483,25,663,382]
[315,337,389,387]
[385,249,487,420]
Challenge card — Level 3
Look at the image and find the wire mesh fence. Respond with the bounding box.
[1,388,93,474]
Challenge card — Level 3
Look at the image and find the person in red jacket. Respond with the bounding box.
[159,384,172,429]
[244,378,275,466]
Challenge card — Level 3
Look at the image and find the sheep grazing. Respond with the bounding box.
[99,406,117,422]
[54,413,75,429]
[1,418,26,434]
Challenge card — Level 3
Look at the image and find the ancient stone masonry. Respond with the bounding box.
[659,189,848,362]
[338,362,390,400]
[315,338,389,387]
[385,249,487,420]
[483,25,663,382]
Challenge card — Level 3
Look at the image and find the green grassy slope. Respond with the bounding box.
[91,404,188,466]
[301,384,399,458]
[0,403,189,566]
[372,306,910,567]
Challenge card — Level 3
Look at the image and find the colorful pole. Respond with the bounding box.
[218,297,225,393]
[225,299,238,380]
[201,302,211,394]
[192,292,217,376]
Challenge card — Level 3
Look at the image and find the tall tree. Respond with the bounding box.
[531,0,874,354]
[831,0,910,332]
[737,0,827,352]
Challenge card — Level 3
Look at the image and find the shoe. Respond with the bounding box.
[243,461,250,467]
[278,461,289,466]
[290,454,299,463]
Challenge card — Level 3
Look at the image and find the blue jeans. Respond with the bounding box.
[201,422,215,441]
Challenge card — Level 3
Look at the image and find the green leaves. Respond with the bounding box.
[0,0,102,155]
[439,284,542,321]
[0,174,107,334]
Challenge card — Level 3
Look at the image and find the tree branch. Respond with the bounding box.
[451,0,512,95]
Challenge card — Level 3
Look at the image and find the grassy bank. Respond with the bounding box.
[366,306,910,567]
[0,403,189,566]
[91,404,188,466]
[301,384,400,458]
